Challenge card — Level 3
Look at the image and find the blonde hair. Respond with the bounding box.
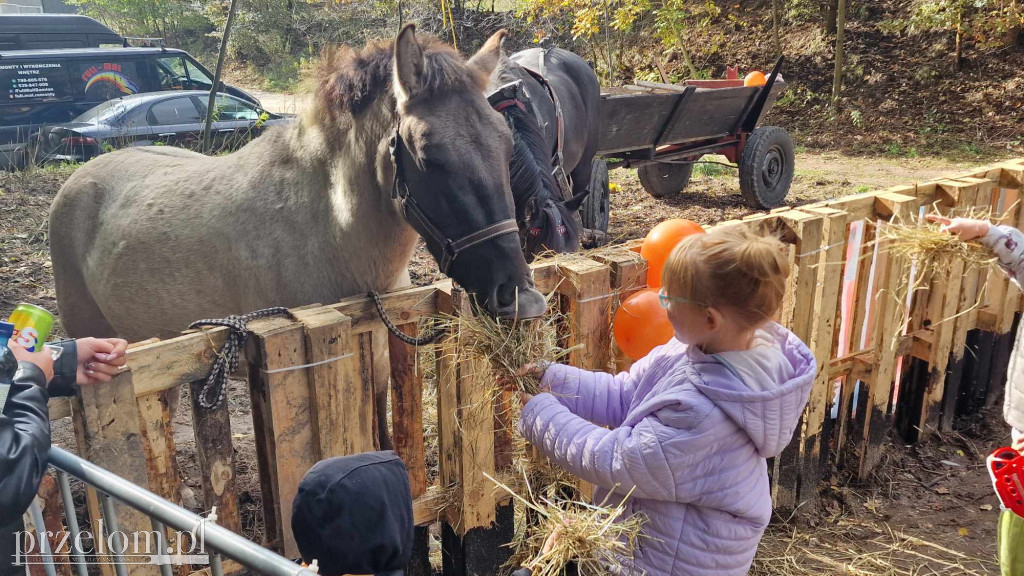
[662,226,789,329]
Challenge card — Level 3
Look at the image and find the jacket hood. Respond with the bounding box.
[688,322,817,457]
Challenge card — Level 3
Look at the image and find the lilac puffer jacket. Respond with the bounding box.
[519,322,816,576]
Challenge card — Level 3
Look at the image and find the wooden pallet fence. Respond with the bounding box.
[44,159,1024,573]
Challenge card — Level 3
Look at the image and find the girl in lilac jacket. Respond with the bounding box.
[516,226,817,576]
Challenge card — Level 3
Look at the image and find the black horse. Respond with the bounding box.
[486,37,603,261]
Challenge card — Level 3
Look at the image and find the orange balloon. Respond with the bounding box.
[613,289,674,360]
[639,219,705,288]
[744,71,767,87]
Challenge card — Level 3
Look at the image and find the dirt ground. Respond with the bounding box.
[1,150,1018,573]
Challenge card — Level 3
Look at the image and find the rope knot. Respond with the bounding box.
[188,307,290,410]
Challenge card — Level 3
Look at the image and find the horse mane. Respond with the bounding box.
[312,35,486,122]
[500,99,580,251]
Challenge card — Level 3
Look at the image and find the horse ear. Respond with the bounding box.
[394,23,425,102]
[467,29,507,87]
[563,190,590,213]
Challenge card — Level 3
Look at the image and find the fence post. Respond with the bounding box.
[773,211,824,511]
[188,380,242,534]
[74,370,159,576]
[859,193,918,479]
[437,288,509,576]
[247,315,317,558]
[798,206,848,506]
[590,248,647,373]
[387,323,430,576]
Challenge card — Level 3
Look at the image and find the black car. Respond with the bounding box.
[28,90,292,164]
[0,14,124,50]
[1,46,260,168]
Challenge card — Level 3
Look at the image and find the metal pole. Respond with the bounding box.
[49,447,316,576]
[151,519,174,576]
[203,0,240,154]
[28,501,58,576]
[99,494,129,576]
[57,472,89,576]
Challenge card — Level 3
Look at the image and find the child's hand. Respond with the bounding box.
[925,215,991,241]
[75,337,129,385]
[9,341,55,383]
[497,363,548,391]
[542,526,563,555]
[1014,435,1024,456]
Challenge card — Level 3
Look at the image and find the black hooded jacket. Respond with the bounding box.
[1,341,78,576]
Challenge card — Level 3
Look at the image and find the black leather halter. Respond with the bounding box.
[388,129,519,274]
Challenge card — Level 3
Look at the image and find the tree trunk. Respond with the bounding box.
[954,14,963,72]
[830,0,847,114]
[203,0,238,154]
[772,0,782,57]
[824,0,838,35]
[602,0,615,83]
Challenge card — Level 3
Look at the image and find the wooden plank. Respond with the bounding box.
[797,207,847,505]
[772,211,823,511]
[135,391,181,503]
[293,307,370,458]
[859,193,917,480]
[74,370,158,576]
[436,289,462,528]
[70,401,115,576]
[590,248,647,372]
[559,257,613,372]
[938,183,988,432]
[188,379,242,533]
[247,316,316,558]
[388,323,428,496]
[122,285,441,399]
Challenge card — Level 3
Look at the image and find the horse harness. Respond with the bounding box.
[388,129,519,275]
[488,48,573,204]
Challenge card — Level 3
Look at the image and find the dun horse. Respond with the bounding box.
[49,26,546,444]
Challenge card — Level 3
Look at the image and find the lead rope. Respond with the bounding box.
[189,307,291,409]
[369,291,447,346]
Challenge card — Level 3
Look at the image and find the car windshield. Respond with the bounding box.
[73,99,131,124]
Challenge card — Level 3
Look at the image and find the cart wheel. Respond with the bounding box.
[581,158,610,234]
[637,163,693,198]
[739,126,794,209]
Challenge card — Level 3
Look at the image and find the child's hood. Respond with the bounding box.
[689,322,817,458]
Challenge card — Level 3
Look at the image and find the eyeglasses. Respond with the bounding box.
[657,288,707,309]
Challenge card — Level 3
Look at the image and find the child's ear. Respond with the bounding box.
[705,307,722,332]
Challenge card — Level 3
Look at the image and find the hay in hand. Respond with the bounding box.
[439,303,575,397]
[486,472,646,576]
[881,218,996,272]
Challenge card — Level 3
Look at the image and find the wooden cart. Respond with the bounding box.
[580,58,792,233]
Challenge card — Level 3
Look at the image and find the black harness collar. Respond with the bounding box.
[388,129,519,275]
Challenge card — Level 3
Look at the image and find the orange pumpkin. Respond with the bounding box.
[639,219,705,288]
[613,288,675,360]
[744,71,767,87]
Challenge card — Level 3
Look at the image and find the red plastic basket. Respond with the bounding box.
[988,447,1024,517]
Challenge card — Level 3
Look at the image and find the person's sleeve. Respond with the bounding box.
[979,225,1024,289]
[0,362,52,526]
[539,352,652,428]
[519,393,719,503]
[46,340,78,398]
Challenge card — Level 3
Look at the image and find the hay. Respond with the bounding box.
[486,472,646,576]
[439,303,575,397]
[876,210,999,345]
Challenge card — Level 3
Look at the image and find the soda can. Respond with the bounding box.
[8,303,54,353]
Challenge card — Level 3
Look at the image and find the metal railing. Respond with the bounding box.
[37,446,318,576]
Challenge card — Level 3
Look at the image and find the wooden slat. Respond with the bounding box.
[188,379,242,533]
[798,207,848,504]
[435,290,461,528]
[436,289,497,534]
[389,323,428,497]
[590,248,647,373]
[74,370,158,576]
[293,308,370,458]
[859,193,917,479]
[938,181,989,432]
[135,391,181,503]
[772,210,823,510]
[247,316,316,558]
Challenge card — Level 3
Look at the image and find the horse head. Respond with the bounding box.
[314,26,546,319]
